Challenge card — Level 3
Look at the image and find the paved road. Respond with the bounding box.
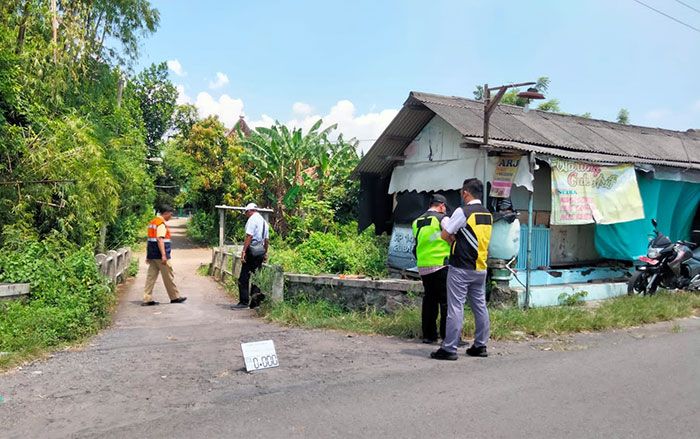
[1,219,698,438]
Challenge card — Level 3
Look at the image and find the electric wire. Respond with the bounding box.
[673,0,700,15]
[631,0,700,33]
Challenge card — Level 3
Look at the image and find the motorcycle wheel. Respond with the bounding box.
[628,271,650,296]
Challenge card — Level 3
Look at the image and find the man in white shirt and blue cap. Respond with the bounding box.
[232,203,270,309]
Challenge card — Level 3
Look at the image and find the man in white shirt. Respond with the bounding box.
[232,203,270,309]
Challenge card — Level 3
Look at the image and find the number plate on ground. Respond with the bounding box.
[241,340,279,372]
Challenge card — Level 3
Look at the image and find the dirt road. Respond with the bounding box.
[1,219,699,438]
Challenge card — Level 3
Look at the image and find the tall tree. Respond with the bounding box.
[131,62,177,152]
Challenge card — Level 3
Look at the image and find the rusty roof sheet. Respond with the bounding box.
[356,91,700,175]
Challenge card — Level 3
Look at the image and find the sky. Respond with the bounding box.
[137,0,700,151]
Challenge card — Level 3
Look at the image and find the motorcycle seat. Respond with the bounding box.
[680,240,698,249]
[693,247,700,259]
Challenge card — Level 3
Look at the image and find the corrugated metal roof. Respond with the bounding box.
[356,91,700,175]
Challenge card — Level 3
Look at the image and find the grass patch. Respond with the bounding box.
[259,292,700,340]
[196,263,210,277]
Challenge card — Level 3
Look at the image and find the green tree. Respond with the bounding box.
[537,99,561,112]
[617,108,630,125]
[242,120,339,232]
[131,62,177,152]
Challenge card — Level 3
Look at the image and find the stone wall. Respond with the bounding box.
[284,274,423,313]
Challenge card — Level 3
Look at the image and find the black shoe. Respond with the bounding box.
[170,297,187,304]
[466,345,488,357]
[430,348,458,361]
[422,338,438,344]
[458,339,469,348]
[231,303,248,309]
[141,301,159,306]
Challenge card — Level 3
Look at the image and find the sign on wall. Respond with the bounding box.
[490,156,522,198]
[550,159,644,225]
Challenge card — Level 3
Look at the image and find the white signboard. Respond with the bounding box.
[241,340,279,372]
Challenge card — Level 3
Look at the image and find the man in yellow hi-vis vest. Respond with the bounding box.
[431,178,492,360]
[412,194,451,343]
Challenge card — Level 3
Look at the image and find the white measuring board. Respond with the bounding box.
[241,340,279,372]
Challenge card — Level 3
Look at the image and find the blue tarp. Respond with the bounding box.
[595,174,700,260]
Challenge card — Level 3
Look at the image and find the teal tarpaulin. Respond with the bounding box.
[595,174,700,260]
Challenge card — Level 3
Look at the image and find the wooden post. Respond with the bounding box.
[219,208,225,248]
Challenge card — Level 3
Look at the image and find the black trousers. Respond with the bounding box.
[420,267,448,340]
[238,251,264,304]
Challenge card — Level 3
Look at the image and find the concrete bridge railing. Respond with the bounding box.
[1,247,132,301]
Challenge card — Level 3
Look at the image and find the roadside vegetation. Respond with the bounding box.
[259,292,700,341]
[0,1,165,369]
[163,101,388,277]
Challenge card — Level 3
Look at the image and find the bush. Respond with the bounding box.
[0,234,114,366]
[269,225,388,277]
[187,210,247,246]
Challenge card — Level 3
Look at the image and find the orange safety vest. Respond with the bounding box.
[146,216,172,259]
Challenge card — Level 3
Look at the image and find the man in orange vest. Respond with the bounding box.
[142,205,187,306]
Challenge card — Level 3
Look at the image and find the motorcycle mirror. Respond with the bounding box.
[651,219,658,228]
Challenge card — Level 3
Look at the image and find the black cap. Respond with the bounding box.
[430,194,447,205]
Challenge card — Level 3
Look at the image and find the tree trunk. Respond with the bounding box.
[15,0,30,55]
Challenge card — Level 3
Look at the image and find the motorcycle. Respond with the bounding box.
[628,219,700,295]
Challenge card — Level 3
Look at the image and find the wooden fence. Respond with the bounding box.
[210,246,284,302]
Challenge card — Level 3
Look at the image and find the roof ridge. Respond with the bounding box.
[409,90,693,136]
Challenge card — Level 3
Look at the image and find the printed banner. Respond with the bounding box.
[551,159,644,225]
[490,155,521,198]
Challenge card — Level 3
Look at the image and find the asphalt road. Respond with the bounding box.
[1,219,698,438]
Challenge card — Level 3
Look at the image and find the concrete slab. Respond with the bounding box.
[509,266,630,288]
[515,281,628,308]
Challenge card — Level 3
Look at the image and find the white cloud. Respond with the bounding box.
[174,88,397,149]
[194,92,244,127]
[167,59,186,77]
[292,102,313,116]
[208,72,230,89]
[282,100,398,152]
[175,84,191,105]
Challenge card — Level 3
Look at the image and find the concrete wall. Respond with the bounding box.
[284,274,423,313]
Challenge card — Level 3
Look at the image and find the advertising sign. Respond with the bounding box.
[551,159,644,225]
[490,156,521,198]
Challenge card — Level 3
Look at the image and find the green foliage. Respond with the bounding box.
[269,225,388,277]
[250,265,278,296]
[127,258,139,277]
[0,235,115,367]
[537,99,561,113]
[187,211,218,245]
[241,120,360,234]
[617,108,630,125]
[558,290,588,306]
[131,62,177,151]
[260,292,700,340]
[0,1,160,367]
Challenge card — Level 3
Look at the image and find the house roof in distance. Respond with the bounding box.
[227,115,252,139]
[356,91,700,175]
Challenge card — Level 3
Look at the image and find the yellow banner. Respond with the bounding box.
[551,159,644,225]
